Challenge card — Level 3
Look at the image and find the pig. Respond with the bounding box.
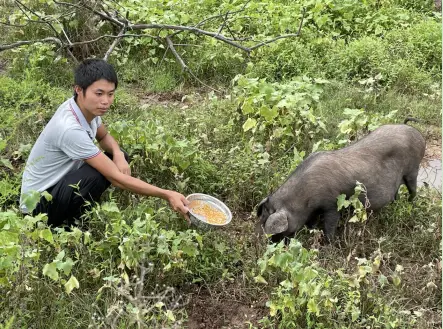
[256,121,426,241]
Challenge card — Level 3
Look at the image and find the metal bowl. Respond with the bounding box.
[186,193,232,229]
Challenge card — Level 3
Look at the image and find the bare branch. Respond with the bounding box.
[169,2,250,38]
[165,37,220,92]
[130,23,250,52]
[53,0,125,27]
[297,7,306,35]
[166,36,187,71]
[216,11,230,36]
[0,20,29,28]
[173,44,203,47]
[66,48,79,64]
[158,43,170,67]
[53,17,72,45]
[15,0,60,36]
[69,33,157,47]
[0,37,62,52]
[249,33,300,51]
[103,25,126,61]
[187,69,222,93]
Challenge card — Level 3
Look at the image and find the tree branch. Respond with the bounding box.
[103,25,126,61]
[166,37,187,71]
[53,0,125,27]
[0,20,29,28]
[130,23,251,52]
[69,33,158,47]
[249,33,301,51]
[0,37,62,52]
[249,8,305,51]
[15,0,60,37]
[165,37,220,92]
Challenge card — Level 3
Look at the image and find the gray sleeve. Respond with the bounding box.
[59,127,101,160]
[97,116,102,127]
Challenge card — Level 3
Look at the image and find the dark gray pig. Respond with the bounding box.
[257,122,426,241]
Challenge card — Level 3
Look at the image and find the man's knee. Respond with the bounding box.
[122,149,130,162]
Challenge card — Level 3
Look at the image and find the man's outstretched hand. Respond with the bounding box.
[165,190,190,224]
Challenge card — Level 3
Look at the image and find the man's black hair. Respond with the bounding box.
[74,59,118,100]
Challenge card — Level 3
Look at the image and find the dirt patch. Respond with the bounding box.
[418,137,441,189]
[185,290,267,329]
[423,137,441,164]
[140,91,186,105]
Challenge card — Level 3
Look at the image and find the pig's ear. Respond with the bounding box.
[264,210,288,235]
[257,197,268,218]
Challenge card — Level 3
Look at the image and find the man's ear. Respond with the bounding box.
[74,85,83,97]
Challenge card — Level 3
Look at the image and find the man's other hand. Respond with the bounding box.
[113,153,131,175]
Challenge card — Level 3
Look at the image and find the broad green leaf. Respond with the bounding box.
[65,275,79,294]
[241,101,254,114]
[101,202,120,213]
[337,194,350,210]
[84,231,91,245]
[39,229,54,244]
[349,215,359,223]
[43,262,59,281]
[58,258,75,276]
[254,275,268,284]
[0,158,13,170]
[55,250,65,261]
[351,308,361,322]
[242,118,257,132]
[392,274,401,286]
[259,105,278,122]
[41,191,52,202]
[0,231,19,245]
[307,298,319,315]
[181,244,197,257]
[165,310,175,321]
[378,274,388,287]
[22,190,41,213]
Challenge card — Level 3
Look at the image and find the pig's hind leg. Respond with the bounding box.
[403,171,418,201]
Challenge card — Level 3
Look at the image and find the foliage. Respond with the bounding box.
[255,239,417,328]
[0,0,441,328]
[337,107,398,143]
[233,74,329,152]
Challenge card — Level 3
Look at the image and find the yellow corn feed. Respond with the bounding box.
[188,200,227,224]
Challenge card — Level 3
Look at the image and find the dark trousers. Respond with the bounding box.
[32,151,129,227]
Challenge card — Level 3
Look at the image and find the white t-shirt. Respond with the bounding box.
[20,97,102,213]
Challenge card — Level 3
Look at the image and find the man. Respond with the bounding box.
[20,58,190,226]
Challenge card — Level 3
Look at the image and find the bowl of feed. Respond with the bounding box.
[186,193,232,229]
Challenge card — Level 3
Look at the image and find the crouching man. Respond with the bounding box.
[20,58,189,227]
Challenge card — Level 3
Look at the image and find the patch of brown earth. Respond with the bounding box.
[185,290,267,329]
[136,89,207,109]
[423,137,441,165]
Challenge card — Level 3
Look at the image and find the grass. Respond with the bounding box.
[0,15,441,326]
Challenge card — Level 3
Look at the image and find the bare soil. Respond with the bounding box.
[185,287,267,329]
[423,137,442,164]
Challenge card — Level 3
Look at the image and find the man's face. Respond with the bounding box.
[75,79,115,117]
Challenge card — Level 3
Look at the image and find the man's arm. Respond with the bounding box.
[85,152,190,222]
[96,124,130,175]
